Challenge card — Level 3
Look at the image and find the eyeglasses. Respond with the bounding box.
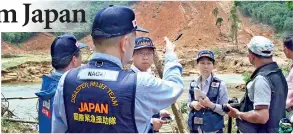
[135,52,154,57]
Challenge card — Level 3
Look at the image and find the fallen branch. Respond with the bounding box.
[2,118,38,124]
[2,97,38,100]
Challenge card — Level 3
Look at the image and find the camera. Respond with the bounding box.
[223,97,240,113]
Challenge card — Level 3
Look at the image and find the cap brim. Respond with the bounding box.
[134,46,155,50]
[78,43,88,49]
[135,26,149,33]
[196,56,215,62]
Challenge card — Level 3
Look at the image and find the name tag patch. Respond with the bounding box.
[78,69,119,81]
[211,82,220,87]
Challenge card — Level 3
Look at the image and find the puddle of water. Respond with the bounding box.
[2,83,41,120]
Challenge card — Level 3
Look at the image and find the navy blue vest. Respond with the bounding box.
[187,76,224,132]
[237,62,288,133]
[63,58,138,133]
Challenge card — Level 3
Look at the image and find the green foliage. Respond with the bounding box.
[286,1,293,10]
[1,33,37,44]
[229,4,240,46]
[281,63,290,77]
[284,17,293,35]
[271,15,284,32]
[213,7,219,17]
[213,48,220,56]
[242,72,251,83]
[180,101,188,114]
[53,32,90,40]
[213,7,223,35]
[239,2,293,33]
[1,119,37,133]
[53,1,134,39]
[234,1,241,7]
[216,17,223,26]
[2,1,134,44]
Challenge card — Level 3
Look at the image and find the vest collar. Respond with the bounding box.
[91,52,123,68]
[250,62,278,79]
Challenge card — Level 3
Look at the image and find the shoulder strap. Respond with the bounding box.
[189,80,196,101]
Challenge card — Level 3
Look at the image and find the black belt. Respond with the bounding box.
[286,106,293,112]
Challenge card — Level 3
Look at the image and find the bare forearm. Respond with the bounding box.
[239,110,269,124]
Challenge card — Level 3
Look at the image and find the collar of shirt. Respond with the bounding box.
[51,70,65,77]
[130,64,152,74]
[197,74,212,85]
[90,52,123,68]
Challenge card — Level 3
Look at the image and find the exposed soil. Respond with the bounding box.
[1,1,288,83]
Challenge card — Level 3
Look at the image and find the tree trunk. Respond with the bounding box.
[153,51,188,133]
[235,30,238,50]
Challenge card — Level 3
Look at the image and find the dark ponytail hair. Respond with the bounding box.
[284,35,293,51]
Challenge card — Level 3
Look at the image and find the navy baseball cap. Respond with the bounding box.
[196,50,215,63]
[51,34,88,59]
[134,37,155,50]
[91,5,149,38]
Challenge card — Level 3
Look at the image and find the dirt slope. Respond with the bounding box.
[1,1,288,83]
[1,41,25,55]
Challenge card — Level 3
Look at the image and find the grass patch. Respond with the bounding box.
[213,47,221,56]
[1,51,92,70]
[1,54,51,70]
[1,54,23,58]
[1,119,38,133]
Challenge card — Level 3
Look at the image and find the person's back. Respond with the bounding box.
[36,34,87,133]
[51,5,184,133]
[64,62,138,132]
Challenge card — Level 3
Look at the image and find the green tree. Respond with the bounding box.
[213,7,223,35]
[229,2,240,50]
[286,1,293,10]
[213,7,219,17]
[216,17,224,35]
[238,1,292,34]
[242,72,251,83]
[284,17,293,34]
[53,1,135,39]
[2,32,36,44]
[270,15,284,32]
